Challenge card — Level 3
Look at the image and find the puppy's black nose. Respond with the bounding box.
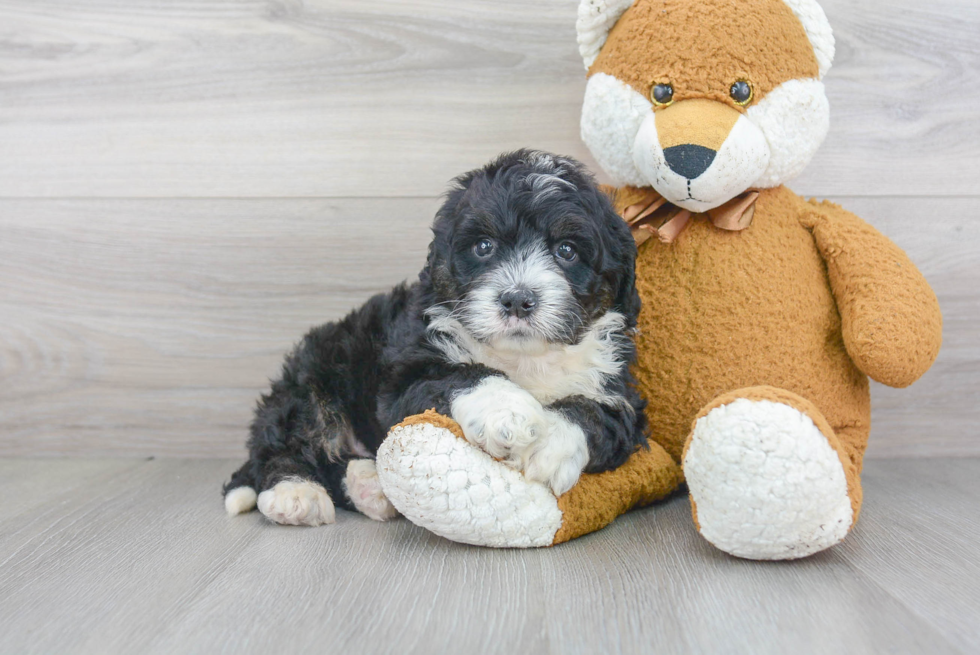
[663,144,717,180]
[499,288,537,319]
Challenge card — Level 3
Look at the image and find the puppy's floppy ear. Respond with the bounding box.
[611,230,641,327]
[420,171,474,295]
[589,186,641,326]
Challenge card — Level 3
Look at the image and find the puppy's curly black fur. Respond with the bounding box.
[224,150,647,522]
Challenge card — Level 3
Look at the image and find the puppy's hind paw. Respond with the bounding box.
[345,459,399,522]
[257,478,336,526]
[225,486,258,516]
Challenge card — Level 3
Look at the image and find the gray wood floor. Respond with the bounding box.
[0,457,977,655]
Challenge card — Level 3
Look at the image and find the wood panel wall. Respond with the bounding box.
[1,0,978,457]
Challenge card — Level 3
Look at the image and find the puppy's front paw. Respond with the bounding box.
[257,478,336,526]
[452,377,547,466]
[524,411,589,496]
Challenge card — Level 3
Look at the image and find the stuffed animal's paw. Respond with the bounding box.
[376,411,684,548]
[684,393,854,560]
[376,412,562,548]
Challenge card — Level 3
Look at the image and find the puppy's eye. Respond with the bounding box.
[730,80,753,106]
[650,83,674,107]
[473,238,495,258]
[554,243,577,262]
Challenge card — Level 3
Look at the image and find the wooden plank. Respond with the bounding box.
[0,0,978,198]
[0,198,439,457]
[1,196,976,457]
[0,459,547,655]
[0,458,140,525]
[536,483,963,655]
[837,458,980,654]
[0,459,267,654]
[837,197,980,458]
[0,458,974,654]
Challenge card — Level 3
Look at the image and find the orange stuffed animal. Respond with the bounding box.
[376,0,943,558]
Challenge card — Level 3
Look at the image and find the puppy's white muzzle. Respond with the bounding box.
[463,244,576,346]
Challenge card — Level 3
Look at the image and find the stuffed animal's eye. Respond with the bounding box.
[474,238,495,258]
[650,83,674,107]
[555,243,577,262]
[730,80,753,106]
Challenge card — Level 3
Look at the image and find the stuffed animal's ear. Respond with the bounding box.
[576,0,635,69]
[576,0,835,80]
[782,0,835,78]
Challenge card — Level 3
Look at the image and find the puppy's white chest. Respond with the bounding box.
[428,311,628,407]
[481,351,573,403]
[472,324,625,406]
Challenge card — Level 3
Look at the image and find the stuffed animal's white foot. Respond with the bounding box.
[683,399,853,560]
[345,459,399,521]
[376,421,562,548]
[257,479,336,526]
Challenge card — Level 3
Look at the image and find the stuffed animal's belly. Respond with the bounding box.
[631,194,869,462]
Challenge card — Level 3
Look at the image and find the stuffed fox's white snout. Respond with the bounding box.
[581,73,831,212]
[632,99,770,213]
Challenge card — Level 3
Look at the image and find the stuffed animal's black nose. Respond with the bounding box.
[500,288,537,319]
[663,144,717,180]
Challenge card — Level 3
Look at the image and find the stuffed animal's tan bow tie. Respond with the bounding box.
[618,188,759,246]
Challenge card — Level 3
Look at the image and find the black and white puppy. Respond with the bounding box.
[223,150,647,526]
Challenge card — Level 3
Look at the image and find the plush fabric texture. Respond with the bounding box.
[580,72,652,188]
[374,0,942,553]
[781,0,836,78]
[634,107,771,211]
[378,411,564,548]
[683,387,854,559]
[800,201,943,388]
[685,386,862,523]
[623,184,874,467]
[613,184,939,555]
[380,411,682,547]
[746,78,830,188]
[589,0,819,108]
[553,440,681,544]
[579,0,834,205]
[394,409,465,440]
[577,0,636,69]
[576,0,835,77]
[376,186,940,553]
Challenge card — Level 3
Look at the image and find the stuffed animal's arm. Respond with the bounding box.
[800,200,942,388]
